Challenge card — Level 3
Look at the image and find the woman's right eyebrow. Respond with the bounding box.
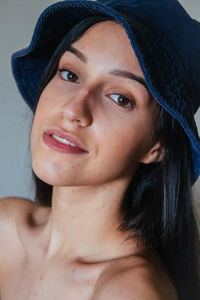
[68,46,87,63]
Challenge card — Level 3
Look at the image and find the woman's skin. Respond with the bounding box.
[0,21,177,299]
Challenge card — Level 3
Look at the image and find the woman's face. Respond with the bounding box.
[31,21,159,186]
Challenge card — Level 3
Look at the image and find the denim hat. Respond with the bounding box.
[11,0,200,184]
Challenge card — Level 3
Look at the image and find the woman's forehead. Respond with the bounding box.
[65,20,144,77]
[73,20,130,51]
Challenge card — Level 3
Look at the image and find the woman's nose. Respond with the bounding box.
[59,89,93,127]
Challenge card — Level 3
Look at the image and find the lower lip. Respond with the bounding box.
[43,133,88,154]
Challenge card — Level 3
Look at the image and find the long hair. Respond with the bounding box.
[31,15,200,299]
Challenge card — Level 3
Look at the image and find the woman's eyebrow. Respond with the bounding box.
[68,46,87,63]
[67,46,148,90]
[110,69,148,90]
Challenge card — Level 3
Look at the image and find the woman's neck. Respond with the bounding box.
[43,177,140,263]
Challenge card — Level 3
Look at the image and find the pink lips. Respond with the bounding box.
[43,128,88,154]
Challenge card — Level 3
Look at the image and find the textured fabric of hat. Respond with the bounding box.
[11,0,200,184]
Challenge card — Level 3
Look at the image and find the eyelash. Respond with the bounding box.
[58,68,134,109]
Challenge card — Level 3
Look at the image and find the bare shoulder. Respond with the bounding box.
[0,196,36,241]
[93,254,178,300]
[0,197,45,262]
[0,197,35,281]
[0,196,50,238]
[0,196,37,226]
[0,195,35,211]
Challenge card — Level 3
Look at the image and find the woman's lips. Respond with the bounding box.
[43,128,88,154]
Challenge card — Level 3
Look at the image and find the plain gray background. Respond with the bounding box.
[0,0,200,214]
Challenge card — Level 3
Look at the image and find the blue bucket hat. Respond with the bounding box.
[11,0,200,184]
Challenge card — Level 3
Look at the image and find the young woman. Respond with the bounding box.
[0,0,200,299]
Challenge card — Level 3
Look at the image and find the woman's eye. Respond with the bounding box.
[108,94,134,109]
[58,69,79,83]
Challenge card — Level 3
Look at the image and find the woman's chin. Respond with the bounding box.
[32,162,87,187]
[32,161,68,186]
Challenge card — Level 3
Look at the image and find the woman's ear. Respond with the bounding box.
[139,141,165,164]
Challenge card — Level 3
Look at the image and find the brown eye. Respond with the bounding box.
[59,69,79,83]
[108,94,134,109]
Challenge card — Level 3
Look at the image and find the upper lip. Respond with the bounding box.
[44,128,88,152]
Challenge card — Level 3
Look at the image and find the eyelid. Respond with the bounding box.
[58,59,81,77]
[58,68,80,83]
